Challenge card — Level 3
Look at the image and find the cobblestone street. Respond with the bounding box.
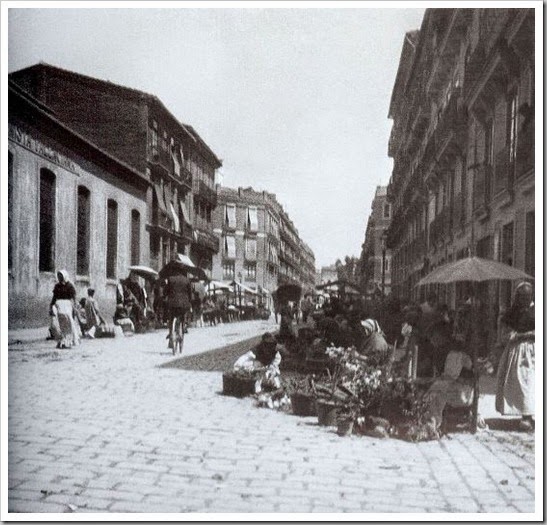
[7,320,535,515]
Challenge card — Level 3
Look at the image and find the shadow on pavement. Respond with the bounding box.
[160,335,263,372]
[485,417,534,432]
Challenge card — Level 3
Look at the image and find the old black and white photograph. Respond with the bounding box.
[2,1,541,519]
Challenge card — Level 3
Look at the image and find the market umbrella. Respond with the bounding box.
[128,265,159,280]
[415,256,533,433]
[206,280,231,294]
[416,256,533,286]
[274,283,302,303]
[230,280,258,295]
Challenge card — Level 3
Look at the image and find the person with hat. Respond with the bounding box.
[164,270,193,348]
[233,332,282,389]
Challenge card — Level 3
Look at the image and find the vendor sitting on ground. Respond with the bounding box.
[233,332,282,389]
[424,345,475,431]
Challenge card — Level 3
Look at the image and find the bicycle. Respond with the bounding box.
[170,313,185,355]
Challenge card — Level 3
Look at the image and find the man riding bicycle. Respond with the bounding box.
[164,271,192,349]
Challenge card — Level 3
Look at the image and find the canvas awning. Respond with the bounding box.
[231,280,258,295]
[154,184,168,214]
[169,202,180,233]
[164,184,172,207]
[180,199,192,226]
[172,151,181,177]
[207,280,231,292]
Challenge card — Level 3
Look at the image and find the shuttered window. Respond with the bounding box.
[223,261,235,280]
[507,92,519,164]
[106,199,118,278]
[245,262,257,281]
[247,206,258,231]
[224,235,236,259]
[77,186,91,275]
[225,204,236,228]
[39,168,56,272]
[525,211,535,277]
[131,209,141,266]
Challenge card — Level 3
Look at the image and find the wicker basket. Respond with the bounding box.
[222,373,261,398]
[317,400,339,426]
[290,392,317,417]
[337,417,354,436]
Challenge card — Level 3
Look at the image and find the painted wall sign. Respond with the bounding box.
[8,123,80,175]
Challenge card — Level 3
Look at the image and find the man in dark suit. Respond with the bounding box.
[164,272,193,347]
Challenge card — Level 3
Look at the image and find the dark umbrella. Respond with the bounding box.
[416,256,533,433]
[274,283,302,303]
[158,260,208,281]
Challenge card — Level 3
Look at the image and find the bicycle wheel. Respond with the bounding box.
[170,317,178,356]
[176,318,185,354]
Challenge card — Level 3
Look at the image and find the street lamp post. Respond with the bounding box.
[381,231,387,296]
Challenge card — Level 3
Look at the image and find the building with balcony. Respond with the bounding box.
[212,186,316,298]
[387,8,535,348]
[8,81,149,327]
[319,265,338,285]
[359,186,392,297]
[9,63,222,275]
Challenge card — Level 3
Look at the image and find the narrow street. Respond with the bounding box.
[8,322,535,514]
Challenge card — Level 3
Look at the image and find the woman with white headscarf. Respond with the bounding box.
[49,270,80,349]
[359,318,390,354]
[496,281,535,430]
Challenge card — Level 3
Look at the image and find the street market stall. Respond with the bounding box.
[230,280,259,320]
[415,255,533,433]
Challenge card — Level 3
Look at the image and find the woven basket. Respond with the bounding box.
[290,393,317,417]
[317,400,339,426]
[222,373,260,398]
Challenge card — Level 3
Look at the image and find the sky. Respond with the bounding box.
[8,6,425,268]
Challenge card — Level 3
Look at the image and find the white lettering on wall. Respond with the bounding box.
[8,123,80,175]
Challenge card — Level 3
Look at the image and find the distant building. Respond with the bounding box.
[315,270,322,287]
[359,186,392,297]
[319,265,338,285]
[211,186,316,302]
[8,81,149,327]
[9,63,222,276]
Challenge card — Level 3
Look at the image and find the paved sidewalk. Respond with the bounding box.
[7,320,536,515]
[8,326,50,345]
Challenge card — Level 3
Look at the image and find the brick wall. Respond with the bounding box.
[11,67,149,174]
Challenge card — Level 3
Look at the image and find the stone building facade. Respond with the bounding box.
[359,186,392,297]
[9,63,222,277]
[387,8,535,348]
[8,81,149,327]
[211,187,316,299]
[319,266,338,285]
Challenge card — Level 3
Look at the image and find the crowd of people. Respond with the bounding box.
[48,271,107,348]
[46,269,534,430]
[231,283,535,431]
[47,269,272,349]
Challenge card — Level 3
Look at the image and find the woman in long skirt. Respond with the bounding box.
[49,270,80,349]
[495,282,535,430]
